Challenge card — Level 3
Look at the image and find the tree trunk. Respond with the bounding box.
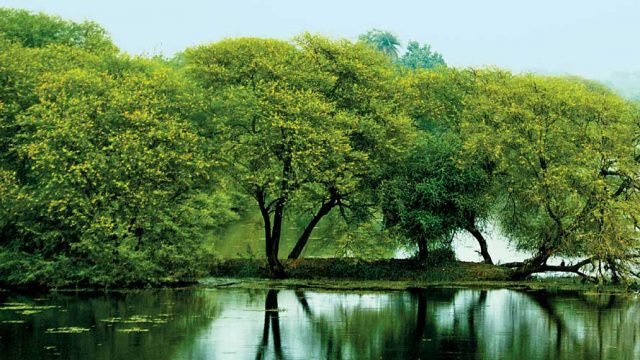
[417,238,428,263]
[510,245,555,280]
[258,190,286,278]
[465,225,493,265]
[268,200,286,278]
[288,198,337,259]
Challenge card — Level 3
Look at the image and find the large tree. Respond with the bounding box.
[184,35,413,276]
[387,68,496,264]
[381,133,494,263]
[0,11,234,287]
[462,72,640,281]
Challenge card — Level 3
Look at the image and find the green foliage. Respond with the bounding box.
[381,133,492,260]
[0,7,117,54]
[185,34,414,271]
[358,29,401,59]
[1,8,639,286]
[399,41,446,70]
[358,29,446,70]
[461,72,640,279]
[0,13,235,288]
[383,68,494,263]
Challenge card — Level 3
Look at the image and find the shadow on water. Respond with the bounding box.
[1,287,639,359]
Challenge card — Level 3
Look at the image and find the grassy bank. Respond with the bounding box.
[207,258,638,294]
[210,258,510,282]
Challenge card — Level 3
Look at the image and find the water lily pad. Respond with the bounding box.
[20,310,42,315]
[101,315,168,324]
[117,327,149,333]
[0,303,60,313]
[46,327,90,334]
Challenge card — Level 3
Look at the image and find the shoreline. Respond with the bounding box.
[2,259,635,294]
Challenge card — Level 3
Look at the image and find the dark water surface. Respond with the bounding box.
[1,287,638,359]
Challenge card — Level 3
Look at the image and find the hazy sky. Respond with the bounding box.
[2,0,639,80]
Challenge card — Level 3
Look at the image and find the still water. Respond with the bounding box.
[1,287,638,359]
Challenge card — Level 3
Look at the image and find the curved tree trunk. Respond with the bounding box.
[510,249,554,280]
[509,253,596,281]
[288,198,337,259]
[465,225,493,265]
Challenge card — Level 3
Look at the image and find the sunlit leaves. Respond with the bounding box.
[461,72,640,267]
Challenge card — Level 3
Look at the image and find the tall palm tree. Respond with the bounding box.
[358,29,401,59]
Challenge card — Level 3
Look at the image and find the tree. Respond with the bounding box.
[0,7,117,54]
[461,72,640,281]
[358,29,401,59]
[184,35,413,276]
[399,41,446,70]
[358,29,446,70]
[0,17,234,286]
[382,133,494,263]
[388,68,495,264]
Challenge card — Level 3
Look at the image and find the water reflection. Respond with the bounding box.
[255,290,284,360]
[1,287,638,359]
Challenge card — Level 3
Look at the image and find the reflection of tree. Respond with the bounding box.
[255,289,284,360]
[288,288,640,360]
[292,288,485,359]
[294,290,343,359]
[403,289,484,359]
[523,290,639,360]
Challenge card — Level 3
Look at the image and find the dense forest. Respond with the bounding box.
[0,9,639,288]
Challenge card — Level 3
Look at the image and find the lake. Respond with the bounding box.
[1,286,638,359]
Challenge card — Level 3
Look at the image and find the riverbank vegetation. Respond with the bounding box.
[0,9,639,289]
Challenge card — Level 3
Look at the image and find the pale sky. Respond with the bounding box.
[2,0,639,80]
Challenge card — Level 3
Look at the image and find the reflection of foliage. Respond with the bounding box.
[292,288,639,359]
[0,290,220,360]
[45,327,90,334]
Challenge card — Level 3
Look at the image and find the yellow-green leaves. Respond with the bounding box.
[0,33,227,286]
[462,72,639,263]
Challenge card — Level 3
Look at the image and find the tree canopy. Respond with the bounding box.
[399,41,446,70]
[0,7,117,54]
[460,72,640,280]
[1,8,638,286]
[0,10,235,287]
[184,34,414,276]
